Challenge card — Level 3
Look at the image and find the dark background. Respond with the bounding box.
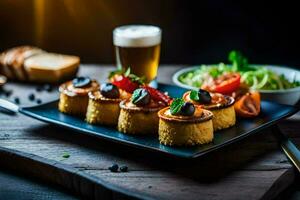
[0,0,299,67]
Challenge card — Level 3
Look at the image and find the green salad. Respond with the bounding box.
[178,51,300,90]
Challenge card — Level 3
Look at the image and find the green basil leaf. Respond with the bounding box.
[128,73,146,85]
[108,69,123,79]
[189,90,199,101]
[170,98,185,115]
[124,67,131,77]
[62,152,70,158]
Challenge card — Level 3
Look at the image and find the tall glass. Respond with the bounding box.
[113,25,161,84]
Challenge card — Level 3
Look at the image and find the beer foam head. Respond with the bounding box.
[113,25,161,47]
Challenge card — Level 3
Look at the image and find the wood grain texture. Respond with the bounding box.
[0,65,299,200]
[0,170,78,200]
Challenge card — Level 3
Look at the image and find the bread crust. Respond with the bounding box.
[159,119,214,146]
[1,46,76,83]
[58,92,89,116]
[210,105,236,131]
[158,108,214,146]
[0,47,17,79]
[86,91,122,126]
[58,80,99,116]
[117,100,165,135]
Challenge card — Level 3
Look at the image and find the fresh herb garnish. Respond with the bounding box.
[170,98,185,115]
[189,90,199,101]
[228,50,253,71]
[124,67,131,77]
[62,152,70,158]
[109,67,145,85]
[108,69,122,79]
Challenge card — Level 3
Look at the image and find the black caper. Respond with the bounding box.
[100,83,120,99]
[72,77,91,88]
[197,89,211,104]
[108,164,119,172]
[131,88,151,106]
[180,102,195,116]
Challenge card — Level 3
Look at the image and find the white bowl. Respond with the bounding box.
[0,75,7,87]
[172,65,300,105]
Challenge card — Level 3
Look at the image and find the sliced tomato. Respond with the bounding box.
[110,75,139,93]
[213,73,241,94]
[142,86,172,105]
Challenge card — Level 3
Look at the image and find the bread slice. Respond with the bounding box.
[24,53,80,83]
[0,53,5,75]
[11,46,44,81]
[0,48,17,79]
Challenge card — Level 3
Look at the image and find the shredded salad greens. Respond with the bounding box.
[178,51,300,90]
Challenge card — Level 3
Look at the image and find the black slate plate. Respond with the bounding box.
[19,83,299,158]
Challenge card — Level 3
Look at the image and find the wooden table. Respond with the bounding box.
[0,65,299,200]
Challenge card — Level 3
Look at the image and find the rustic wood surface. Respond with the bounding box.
[0,169,78,200]
[0,65,299,200]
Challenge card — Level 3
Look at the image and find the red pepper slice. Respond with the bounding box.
[110,75,139,93]
[142,86,172,105]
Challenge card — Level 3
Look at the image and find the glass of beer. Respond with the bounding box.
[113,25,161,84]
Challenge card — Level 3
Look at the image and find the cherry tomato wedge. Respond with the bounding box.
[214,73,241,94]
[202,73,241,95]
[234,91,260,118]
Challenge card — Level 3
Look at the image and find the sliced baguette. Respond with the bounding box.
[1,47,17,79]
[11,46,44,81]
[0,53,4,75]
[24,53,80,83]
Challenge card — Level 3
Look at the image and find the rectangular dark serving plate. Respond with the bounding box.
[19,83,299,158]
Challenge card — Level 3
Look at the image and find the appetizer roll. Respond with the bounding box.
[158,99,214,146]
[58,77,99,116]
[118,87,168,135]
[183,89,235,131]
[86,83,131,126]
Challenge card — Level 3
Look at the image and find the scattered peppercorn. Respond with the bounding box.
[120,165,128,172]
[108,164,119,172]
[36,99,42,104]
[44,84,53,92]
[14,97,20,104]
[28,93,35,101]
[36,86,43,92]
[4,90,12,97]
